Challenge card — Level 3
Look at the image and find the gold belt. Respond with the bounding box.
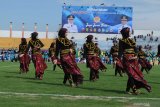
[87,52,95,55]
[113,52,118,55]
[139,56,145,59]
[124,48,134,54]
[60,49,70,55]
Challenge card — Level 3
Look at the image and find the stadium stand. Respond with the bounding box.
[0,37,55,49]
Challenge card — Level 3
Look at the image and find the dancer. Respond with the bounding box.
[48,42,62,71]
[118,27,151,94]
[83,35,107,81]
[70,40,76,60]
[138,46,152,73]
[95,43,106,72]
[157,44,160,65]
[18,38,30,73]
[94,43,101,57]
[54,28,83,87]
[110,40,124,77]
[27,32,47,80]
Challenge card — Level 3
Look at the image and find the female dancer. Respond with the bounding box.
[110,41,124,77]
[54,28,83,86]
[138,46,152,73]
[83,35,107,81]
[18,38,30,73]
[48,42,62,71]
[118,28,151,94]
[27,32,47,80]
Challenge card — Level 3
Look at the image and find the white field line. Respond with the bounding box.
[0,91,160,100]
[0,65,19,68]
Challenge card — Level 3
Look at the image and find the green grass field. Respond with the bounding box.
[0,61,160,107]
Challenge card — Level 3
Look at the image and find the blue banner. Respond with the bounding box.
[62,6,133,34]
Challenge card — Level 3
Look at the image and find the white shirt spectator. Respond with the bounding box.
[63,24,78,33]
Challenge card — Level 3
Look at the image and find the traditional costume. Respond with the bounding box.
[83,35,107,81]
[18,38,30,73]
[110,41,124,77]
[27,32,47,80]
[157,44,160,65]
[55,28,83,86]
[118,28,151,94]
[138,46,152,73]
[48,42,62,71]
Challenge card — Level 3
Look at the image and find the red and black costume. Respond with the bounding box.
[157,44,160,65]
[83,35,107,81]
[94,43,101,57]
[55,28,83,86]
[18,38,30,73]
[48,42,61,71]
[95,43,107,72]
[27,32,47,80]
[110,42,124,77]
[119,28,151,94]
[70,40,76,60]
[138,46,152,73]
